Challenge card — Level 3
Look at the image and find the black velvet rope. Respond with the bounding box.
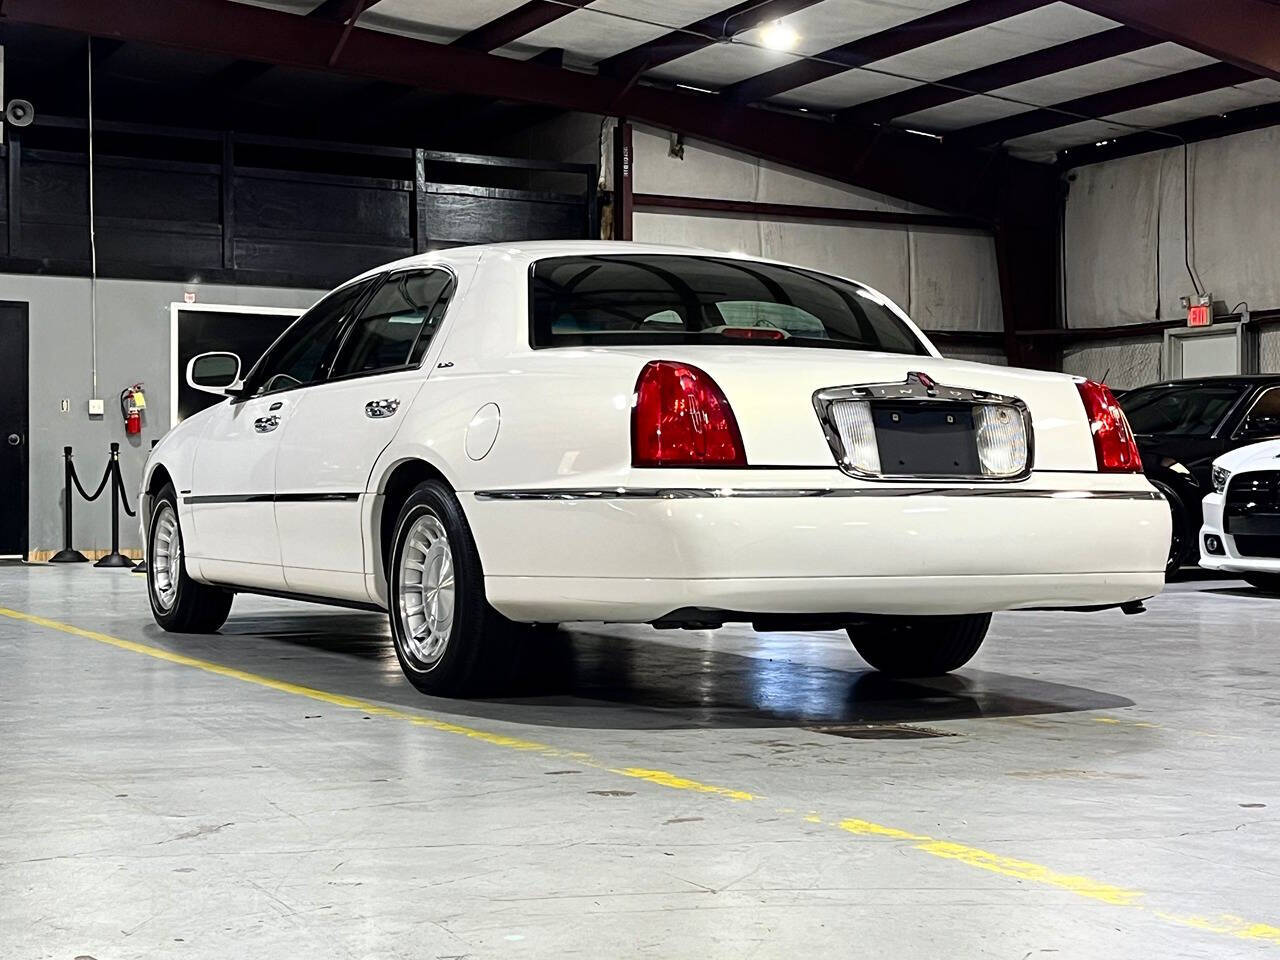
[69,456,113,503]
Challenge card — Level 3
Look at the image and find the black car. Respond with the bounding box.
[1118,376,1280,570]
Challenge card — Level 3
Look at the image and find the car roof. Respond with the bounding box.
[344,240,843,285]
[1128,375,1280,390]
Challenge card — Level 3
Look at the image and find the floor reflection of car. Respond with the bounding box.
[1118,376,1280,570]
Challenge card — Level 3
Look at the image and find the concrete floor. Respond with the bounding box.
[3,567,1279,959]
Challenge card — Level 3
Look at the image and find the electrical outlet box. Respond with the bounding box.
[88,398,105,418]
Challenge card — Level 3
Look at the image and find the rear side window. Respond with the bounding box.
[530,254,927,356]
[331,269,454,378]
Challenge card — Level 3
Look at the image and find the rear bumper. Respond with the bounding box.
[462,472,1169,622]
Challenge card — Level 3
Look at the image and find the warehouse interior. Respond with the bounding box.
[5,0,1280,956]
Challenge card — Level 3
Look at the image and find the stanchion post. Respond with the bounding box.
[94,442,133,568]
[49,446,90,563]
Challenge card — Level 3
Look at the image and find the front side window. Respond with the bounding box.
[1237,387,1280,439]
[1119,383,1245,437]
[530,255,928,356]
[330,269,455,378]
[245,278,375,397]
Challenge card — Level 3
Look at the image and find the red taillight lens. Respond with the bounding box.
[632,361,746,467]
[1076,379,1142,473]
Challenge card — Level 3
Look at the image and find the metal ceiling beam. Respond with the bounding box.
[8,0,1056,222]
[1070,0,1280,82]
[453,1,590,53]
[952,61,1256,147]
[308,0,381,23]
[1058,99,1280,168]
[720,0,1052,104]
[596,0,821,82]
[841,26,1157,125]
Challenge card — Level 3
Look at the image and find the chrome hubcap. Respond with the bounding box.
[151,503,182,611]
[398,514,455,667]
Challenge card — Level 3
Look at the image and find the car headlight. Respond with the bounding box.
[1212,465,1231,494]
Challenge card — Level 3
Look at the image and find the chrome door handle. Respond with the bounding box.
[365,398,400,419]
[254,415,280,433]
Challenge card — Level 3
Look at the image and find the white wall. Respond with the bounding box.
[628,123,1004,337]
[493,114,1006,343]
[1065,125,1280,331]
[0,274,323,554]
[1061,125,1280,388]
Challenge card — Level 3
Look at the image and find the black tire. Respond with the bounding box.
[387,480,521,697]
[1151,481,1189,573]
[146,484,234,632]
[847,613,991,677]
[1244,573,1280,594]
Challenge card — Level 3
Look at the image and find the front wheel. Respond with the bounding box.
[847,613,991,677]
[146,484,234,632]
[1244,573,1280,594]
[387,480,521,697]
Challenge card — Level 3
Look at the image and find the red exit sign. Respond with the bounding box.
[1188,304,1212,327]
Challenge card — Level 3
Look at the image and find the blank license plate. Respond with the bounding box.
[872,403,981,476]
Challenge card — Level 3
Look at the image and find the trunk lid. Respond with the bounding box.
[609,345,1098,472]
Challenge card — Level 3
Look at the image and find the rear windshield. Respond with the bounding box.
[1119,383,1244,437]
[530,255,928,356]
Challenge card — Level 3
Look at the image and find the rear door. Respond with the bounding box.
[275,267,457,601]
[187,279,373,589]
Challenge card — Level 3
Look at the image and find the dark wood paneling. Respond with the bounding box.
[234,175,411,241]
[421,184,585,245]
[233,237,412,279]
[1,114,595,289]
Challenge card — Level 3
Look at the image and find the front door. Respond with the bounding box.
[185,277,377,590]
[275,267,456,601]
[0,302,29,559]
[188,395,291,589]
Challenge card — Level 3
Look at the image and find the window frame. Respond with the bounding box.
[525,254,930,357]
[235,275,382,403]
[1232,385,1280,440]
[324,265,458,385]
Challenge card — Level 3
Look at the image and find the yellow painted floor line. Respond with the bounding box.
[3,605,1276,948]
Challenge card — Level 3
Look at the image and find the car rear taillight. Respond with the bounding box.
[1076,379,1142,473]
[632,361,746,467]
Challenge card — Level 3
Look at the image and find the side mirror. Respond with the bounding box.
[186,351,244,398]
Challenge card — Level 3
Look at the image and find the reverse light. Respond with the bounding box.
[632,361,746,467]
[1076,380,1142,473]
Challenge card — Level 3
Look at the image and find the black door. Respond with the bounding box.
[0,301,29,558]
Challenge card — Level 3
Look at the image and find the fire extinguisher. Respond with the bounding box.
[120,382,146,436]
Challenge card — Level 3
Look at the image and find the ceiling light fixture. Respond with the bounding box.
[760,19,799,52]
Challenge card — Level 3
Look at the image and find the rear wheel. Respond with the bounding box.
[146,484,234,632]
[847,613,991,677]
[1244,573,1280,594]
[387,480,521,697]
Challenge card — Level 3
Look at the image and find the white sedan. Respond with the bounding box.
[1200,438,1280,591]
[141,241,1168,696]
